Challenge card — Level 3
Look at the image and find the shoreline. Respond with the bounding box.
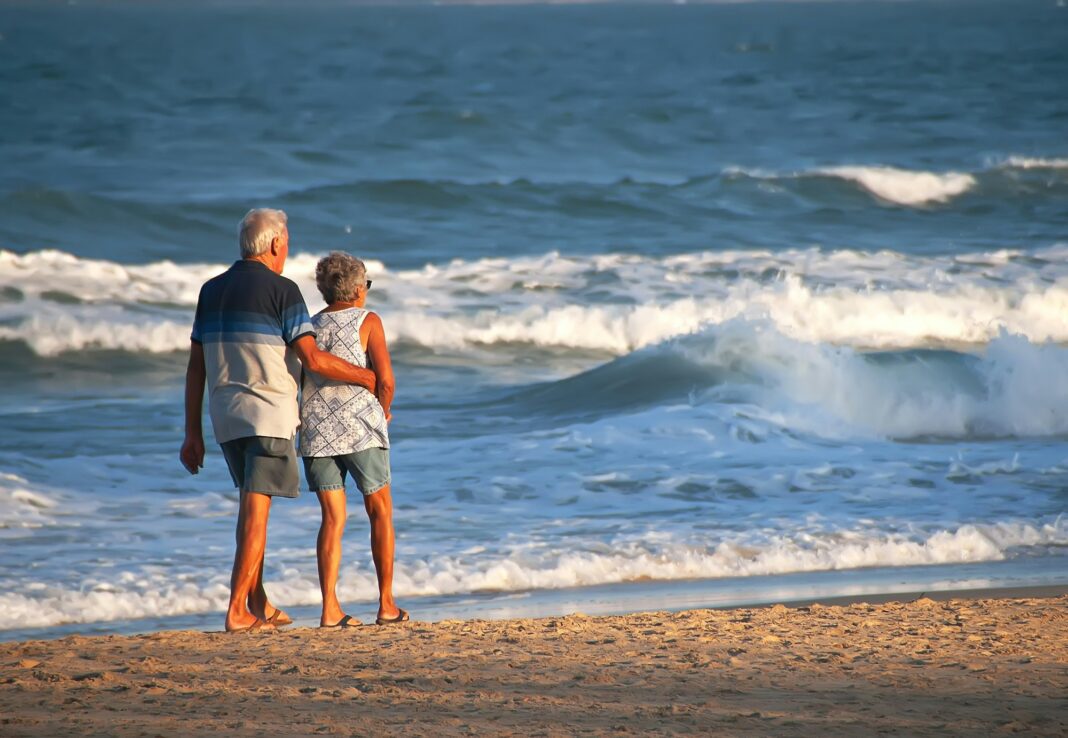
[751,582,1068,609]
[2,590,1066,736]
[3,563,1066,644]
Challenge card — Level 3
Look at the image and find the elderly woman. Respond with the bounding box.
[300,252,407,627]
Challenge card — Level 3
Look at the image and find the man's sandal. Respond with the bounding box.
[375,609,410,626]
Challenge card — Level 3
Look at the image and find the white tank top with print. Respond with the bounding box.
[299,307,389,457]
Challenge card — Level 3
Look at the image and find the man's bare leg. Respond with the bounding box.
[247,551,289,623]
[235,495,285,622]
[225,491,275,631]
[316,489,348,626]
[364,485,400,621]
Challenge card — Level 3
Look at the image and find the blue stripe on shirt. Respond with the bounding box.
[282,302,314,345]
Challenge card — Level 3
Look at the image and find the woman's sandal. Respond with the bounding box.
[228,618,274,634]
[266,608,293,626]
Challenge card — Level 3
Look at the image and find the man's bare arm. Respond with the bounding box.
[363,313,395,420]
[180,341,207,475]
[292,334,376,392]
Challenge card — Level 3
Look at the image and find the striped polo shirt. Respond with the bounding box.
[191,260,315,444]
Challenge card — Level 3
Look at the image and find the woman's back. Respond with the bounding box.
[299,307,390,457]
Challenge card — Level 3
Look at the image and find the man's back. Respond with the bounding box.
[192,259,314,443]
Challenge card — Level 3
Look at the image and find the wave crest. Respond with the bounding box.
[817,165,977,206]
[1000,156,1068,170]
[507,322,1068,440]
[681,325,1068,440]
[3,246,1068,358]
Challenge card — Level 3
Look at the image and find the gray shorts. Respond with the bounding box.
[303,447,391,496]
[220,436,300,499]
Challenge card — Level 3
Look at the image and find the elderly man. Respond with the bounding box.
[179,208,376,632]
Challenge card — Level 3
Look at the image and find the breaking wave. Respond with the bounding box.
[2,244,1067,357]
[815,165,976,206]
[1,518,1063,631]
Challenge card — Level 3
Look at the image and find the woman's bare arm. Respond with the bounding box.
[362,312,395,420]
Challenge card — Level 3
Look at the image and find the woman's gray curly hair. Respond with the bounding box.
[315,251,367,304]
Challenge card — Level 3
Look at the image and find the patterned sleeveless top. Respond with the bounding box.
[299,307,390,457]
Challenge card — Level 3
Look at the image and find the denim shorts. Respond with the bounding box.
[220,436,300,499]
[302,447,391,496]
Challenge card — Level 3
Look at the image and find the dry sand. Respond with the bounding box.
[1,594,1066,736]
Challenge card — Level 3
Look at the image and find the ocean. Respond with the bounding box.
[1,0,1067,641]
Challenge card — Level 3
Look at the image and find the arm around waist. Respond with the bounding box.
[291,334,376,392]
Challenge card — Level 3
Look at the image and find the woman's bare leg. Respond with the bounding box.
[316,489,348,626]
[364,485,399,620]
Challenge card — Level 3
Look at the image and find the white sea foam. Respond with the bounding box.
[817,166,977,206]
[0,249,220,305]
[0,310,193,356]
[0,578,231,632]
[947,453,1020,480]
[1001,156,1068,170]
[0,474,61,531]
[383,273,1068,354]
[1,518,1063,630]
[3,246,1068,357]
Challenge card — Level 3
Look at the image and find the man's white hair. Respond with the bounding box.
[238,208,288,258]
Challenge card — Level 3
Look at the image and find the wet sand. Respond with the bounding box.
[1,593,1065,736]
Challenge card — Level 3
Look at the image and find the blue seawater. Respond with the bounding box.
[1,0,1067,640]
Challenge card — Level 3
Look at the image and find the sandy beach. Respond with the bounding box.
[2,592,1065,737]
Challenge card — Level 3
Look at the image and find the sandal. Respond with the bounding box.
[375,608,410,626]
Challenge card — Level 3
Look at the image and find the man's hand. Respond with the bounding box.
[180,433,205,475]
[182,341,207,475]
